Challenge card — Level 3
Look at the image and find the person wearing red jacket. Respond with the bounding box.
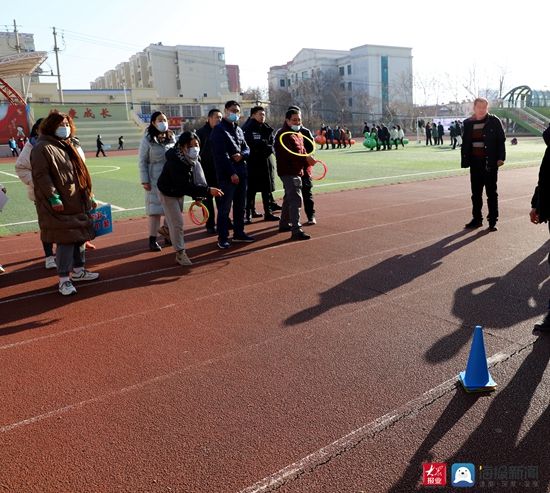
[274,108,315,240]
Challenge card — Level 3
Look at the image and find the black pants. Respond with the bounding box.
[203,194,221,229]
[470,161,498,223]
[246,189,271,215]
[302,173,315,220]
[96,147,106,157]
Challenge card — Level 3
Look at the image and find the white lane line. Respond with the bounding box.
[238,339,535,493]
[0,170,18,178]
[0,194,532,306]
[96,200,124,212]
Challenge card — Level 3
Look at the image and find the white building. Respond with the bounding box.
[92,44,235,101]
[268,44,412,122]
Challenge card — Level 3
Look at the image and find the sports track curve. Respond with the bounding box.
[0,165,548,492]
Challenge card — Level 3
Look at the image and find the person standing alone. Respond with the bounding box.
[461,97,506,231]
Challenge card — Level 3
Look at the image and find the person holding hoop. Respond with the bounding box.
[274,108,316,241]
[157,131,223,266]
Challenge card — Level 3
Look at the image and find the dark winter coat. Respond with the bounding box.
[31,135,94,244]
[241,117,276,193]
[210,118,250,182]
[196,123,217,186]
[157,147,209,199]
[274,123,309,176]
[531,126,550,223]
[461,113,506,169]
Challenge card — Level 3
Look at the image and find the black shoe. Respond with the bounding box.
[244,218,252,225]
[279,224,292,233]
[291,230,311,241]
[164,237,172,246]
[465,219,483,229]
[149,236,162,251]
[206,226,217,235]
[251,211,263,218]
[233,234,256,243]
[534,312,550,333]
[264,213,280,221]
[270,203,282,211]
[488,222,498,232]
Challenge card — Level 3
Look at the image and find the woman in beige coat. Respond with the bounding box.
[31,111,99,296]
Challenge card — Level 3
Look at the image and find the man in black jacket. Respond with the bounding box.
[196,108,223,234]
[242,106,280,223]
[210,100,254,248]
[530,124,550,332]
[461,97,506,231]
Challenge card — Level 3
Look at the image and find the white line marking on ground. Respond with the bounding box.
[237,339,535,493]
[0,193,532,306]
[0,304,175,351]
[0,170,18,178]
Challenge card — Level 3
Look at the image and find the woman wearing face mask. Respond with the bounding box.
[15,118,58,269]
[31,111,99,296]
[157,131,223,266]
[138,111,176,251]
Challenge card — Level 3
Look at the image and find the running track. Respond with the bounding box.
[1,166,549,492]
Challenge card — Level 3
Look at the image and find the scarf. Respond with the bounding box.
[65,140,93,197]
[176,147,207,187]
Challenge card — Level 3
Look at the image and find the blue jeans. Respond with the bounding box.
[217,166,247,241]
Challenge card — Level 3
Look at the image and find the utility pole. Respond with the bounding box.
[13,19,25,99]
[52,27,64,103]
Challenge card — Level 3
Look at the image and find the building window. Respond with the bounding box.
[347,82,352,91]
[340,82,345,91]
[302,71,307,80]
[218,52,225,61]
[287,79,291,87]
[279,79,285,88]
[348,97,353,107]
[339,66,345,76]
[347,64,352,75]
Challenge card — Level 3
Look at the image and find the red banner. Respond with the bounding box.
[0,104,29,142]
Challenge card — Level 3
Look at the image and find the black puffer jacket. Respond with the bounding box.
[157,147,209,199]
[531,126,550,222]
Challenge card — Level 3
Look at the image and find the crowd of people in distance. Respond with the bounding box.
[361,122,406,150]
[317,124,353,149]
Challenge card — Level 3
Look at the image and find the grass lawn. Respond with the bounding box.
[0,138,545,236]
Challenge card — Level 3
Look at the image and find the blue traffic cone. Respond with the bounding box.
[459,325,496,392]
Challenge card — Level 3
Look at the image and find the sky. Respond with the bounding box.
[7,0,549,105]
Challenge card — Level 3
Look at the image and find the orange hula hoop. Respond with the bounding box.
[309,160,328,180]
[188,201,209,225]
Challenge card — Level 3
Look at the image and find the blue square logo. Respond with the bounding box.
[451,463,475,487]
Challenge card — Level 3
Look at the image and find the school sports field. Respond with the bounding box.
[2,139,550,492]
[0,138,546,235]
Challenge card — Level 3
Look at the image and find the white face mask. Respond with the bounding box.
[290,125,301,132]
[55,126,71,139]
[155,121,168,132]
[187,147,200,160]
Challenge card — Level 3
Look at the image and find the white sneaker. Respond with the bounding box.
[71,269,99,282]
[175,250,192,266]
[0,264,5,274]
[59,280,77,296]
[45,256,57,269]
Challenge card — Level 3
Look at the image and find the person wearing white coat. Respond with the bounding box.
[138,111,176,251]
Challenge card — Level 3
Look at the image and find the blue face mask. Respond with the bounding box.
[155,121,169,133]
[227,112,240,123]
[290,125,301,132]
[55,126,71,139]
